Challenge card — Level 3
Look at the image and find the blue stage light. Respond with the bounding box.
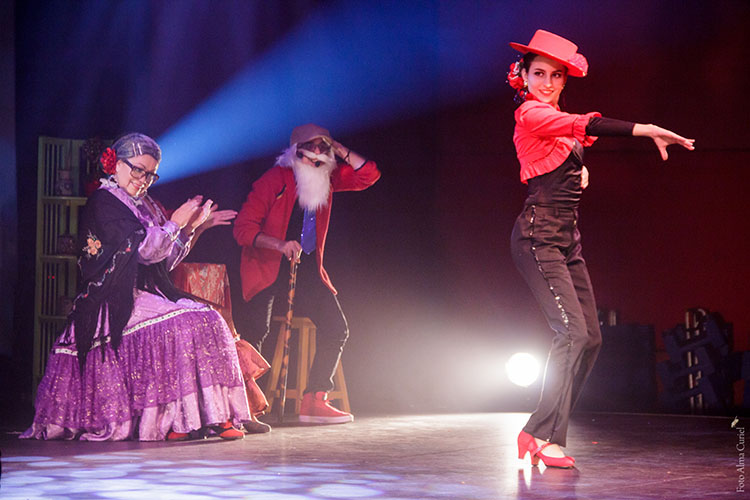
[157,2,518,182]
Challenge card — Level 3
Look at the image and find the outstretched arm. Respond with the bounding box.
[586,116,695,161]
[632,124,695,161]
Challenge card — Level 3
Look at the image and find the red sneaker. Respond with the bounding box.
[299,391,353,424]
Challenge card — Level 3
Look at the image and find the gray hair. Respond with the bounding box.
[111,132,161,163]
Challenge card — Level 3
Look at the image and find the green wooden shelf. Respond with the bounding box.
[33,136,102,396]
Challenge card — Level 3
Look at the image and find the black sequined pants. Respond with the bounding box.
[510,204,602,447]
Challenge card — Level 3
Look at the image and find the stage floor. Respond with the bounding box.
[0,412,743,499]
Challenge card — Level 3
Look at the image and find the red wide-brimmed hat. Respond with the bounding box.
[509,29,588,77]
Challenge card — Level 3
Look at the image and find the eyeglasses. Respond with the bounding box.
[298,139,331,155]
[122,158,160,184]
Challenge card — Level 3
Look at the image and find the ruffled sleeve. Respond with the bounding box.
[517,101,601,145]
[573,112,602,146]
[136,201,189,270]
[514,101,603,183]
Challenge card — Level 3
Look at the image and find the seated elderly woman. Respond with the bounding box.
[22,132,252,441]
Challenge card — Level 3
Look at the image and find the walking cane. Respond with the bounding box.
[276,252,299,423]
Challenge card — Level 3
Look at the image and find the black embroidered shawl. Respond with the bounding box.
[70,189,190,369]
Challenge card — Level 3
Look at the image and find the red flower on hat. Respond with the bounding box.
[100,147,117,175]
[567,53,589,76]
[507,61,525,90]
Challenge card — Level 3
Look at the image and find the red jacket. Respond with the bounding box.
[514,99,601,183]
[233,160,381,301]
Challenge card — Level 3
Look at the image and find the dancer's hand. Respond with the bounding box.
[634,124,695,161]
[581,166,590,189]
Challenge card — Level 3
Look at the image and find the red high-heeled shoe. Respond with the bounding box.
[535,442,575,468]
[517,430,540,465]
[517,431,575,468]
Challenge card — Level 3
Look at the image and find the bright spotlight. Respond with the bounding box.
[506,352,540,387]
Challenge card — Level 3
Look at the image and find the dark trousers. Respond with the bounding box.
[234,253,349,394]
[510,205,602,447]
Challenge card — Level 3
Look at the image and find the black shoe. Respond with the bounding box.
[244,419,272,434]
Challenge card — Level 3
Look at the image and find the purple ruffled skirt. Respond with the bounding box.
[21,291,251,441]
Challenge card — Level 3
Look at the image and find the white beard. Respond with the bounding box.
[276,145,336,211]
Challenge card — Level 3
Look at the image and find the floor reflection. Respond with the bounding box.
[1,412,739,499]
[2,452,495,500]
[517,466,581,499]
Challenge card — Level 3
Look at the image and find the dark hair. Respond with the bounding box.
[520,52,538,73]
[521,52,568,76]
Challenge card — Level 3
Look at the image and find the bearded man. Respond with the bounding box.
[233,124,380,424]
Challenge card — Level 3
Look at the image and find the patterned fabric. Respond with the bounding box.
[171,262,230,308]
[22,296,249,441]
[301,208,317,254]
[71,189,146,366]
[171,262,270,415]
[22,186,251,441]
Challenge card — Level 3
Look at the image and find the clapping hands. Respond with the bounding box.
[202,205,238,230]
[170,195,237,234]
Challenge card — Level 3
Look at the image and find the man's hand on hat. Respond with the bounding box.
[330,139,349,160]
[330,139,367,168]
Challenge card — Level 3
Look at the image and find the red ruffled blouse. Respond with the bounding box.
[513,98,601,184]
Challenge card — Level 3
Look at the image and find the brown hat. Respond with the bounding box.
[290,123,331,146]
[509,29,588,77]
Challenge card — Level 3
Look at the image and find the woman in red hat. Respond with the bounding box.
[508,30,694,468]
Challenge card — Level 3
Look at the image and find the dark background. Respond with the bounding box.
[2,0,749,425]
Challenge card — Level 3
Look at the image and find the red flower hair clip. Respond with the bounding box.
[100,147,117,175]
[507,60,530,103]
[507,60,525,91]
